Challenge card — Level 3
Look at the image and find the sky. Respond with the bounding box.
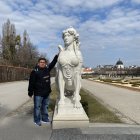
[0,0,140,67]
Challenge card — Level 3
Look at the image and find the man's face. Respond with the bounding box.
[38,60,46,68]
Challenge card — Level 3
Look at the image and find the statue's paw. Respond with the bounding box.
[58,99,65,105]
[74,101,81,108]
[73,94,81,101]
[78,95,81,101]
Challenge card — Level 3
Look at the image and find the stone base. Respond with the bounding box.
[52,97,89,129]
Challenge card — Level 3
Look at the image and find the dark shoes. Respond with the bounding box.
[34,119,50,126]
[34,122,41,126]
[41,119,50,124]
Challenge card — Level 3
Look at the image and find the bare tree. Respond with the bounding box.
[15,31,40,68]
[0,36,2,59]
[0,19,48,68]
[23,30,28,47]
[2,19,16,62]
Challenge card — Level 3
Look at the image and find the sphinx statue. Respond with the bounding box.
[53,27,89,129]
[56,27,83,108]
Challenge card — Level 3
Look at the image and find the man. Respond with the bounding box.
[28,55,58,126]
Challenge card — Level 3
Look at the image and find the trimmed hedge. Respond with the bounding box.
[0,65,32,82]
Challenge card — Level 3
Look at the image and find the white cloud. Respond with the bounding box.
[48,0,122,11]
[131,0,140,4]
[0,1,12,14]
[0,0,139,66]
[0,0,79,44]
[76,6,140,66]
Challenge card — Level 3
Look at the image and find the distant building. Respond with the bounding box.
[81,67,94,74]
[115,59,124,69]
[95,59,127,76]
[103,65,114,69]
[129,65,138,69]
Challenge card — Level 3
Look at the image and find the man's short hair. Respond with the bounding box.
[38,57,47,63]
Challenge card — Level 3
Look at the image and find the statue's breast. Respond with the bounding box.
[58,51,79,66]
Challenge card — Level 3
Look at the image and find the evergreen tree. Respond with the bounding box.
[2,19,16,62]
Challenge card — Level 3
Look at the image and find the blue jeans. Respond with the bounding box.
[34,96,49,123]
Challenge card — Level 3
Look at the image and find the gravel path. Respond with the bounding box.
[0,79,140,140]
[82,79,140,124]
[0,81,29,118]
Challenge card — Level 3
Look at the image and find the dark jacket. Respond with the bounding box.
[28,55,58,97]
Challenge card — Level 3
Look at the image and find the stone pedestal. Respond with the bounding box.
[52,97,89,129]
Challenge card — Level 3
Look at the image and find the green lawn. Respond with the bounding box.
[80,89,122,123]
[49,84,122,123]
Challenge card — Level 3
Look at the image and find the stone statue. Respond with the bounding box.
[53,27,89,129]
[56,27,83,108]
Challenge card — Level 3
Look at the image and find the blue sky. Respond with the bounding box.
[0,0,140,67]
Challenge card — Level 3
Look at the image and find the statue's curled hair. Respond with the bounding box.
[62,26,80,49]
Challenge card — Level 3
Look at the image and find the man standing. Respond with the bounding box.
[28,55,58,126]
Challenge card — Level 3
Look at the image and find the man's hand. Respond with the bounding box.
[29,95,32,98]
[28,92,33,98]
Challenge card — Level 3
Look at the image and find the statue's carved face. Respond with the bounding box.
[63,32,74,46]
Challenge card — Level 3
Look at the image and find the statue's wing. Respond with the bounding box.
[58,45,64,51]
